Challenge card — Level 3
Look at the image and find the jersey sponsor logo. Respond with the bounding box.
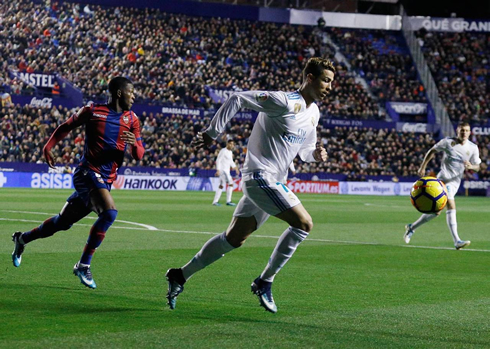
[282,128,307,144]
[287,92,301,100]
[93,113,107,119]
[255,92,268,102]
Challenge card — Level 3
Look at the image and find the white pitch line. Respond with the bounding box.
[0,218,150,231]
[0,210,158,231]
[2,218,490,253]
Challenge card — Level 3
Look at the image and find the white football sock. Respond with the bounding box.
[446,209,461,243]
[260,227,308,283]
[213,188,223,204]
[226,186,233,203]
[181,232,235,280]
[411,213,437,231]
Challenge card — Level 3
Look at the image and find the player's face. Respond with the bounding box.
[309,69,334,101]
[457,125,471,142]
[226,141,235,150]
[119,84,135,111]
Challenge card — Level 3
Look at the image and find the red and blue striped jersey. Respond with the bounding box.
[47,104,144,183]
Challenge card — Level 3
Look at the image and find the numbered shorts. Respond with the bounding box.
[219,171,233,187]
[440,178,460,201]
[67,167,112,208]
[233,171,300,229]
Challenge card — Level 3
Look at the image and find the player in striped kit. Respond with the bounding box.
[11,77,145,288]
[166,58,335,313]
[212,139,240,206]
[404,122,482,249]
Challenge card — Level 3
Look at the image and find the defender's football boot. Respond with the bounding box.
[73,262,97,289]
[11,232,25,267]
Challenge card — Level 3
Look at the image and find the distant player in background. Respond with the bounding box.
[212,140,240,206]
[166,57,334,313]
[404,122,482,249]
[11,77,145,288]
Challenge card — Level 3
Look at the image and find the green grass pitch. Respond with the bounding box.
[1,188,489,348]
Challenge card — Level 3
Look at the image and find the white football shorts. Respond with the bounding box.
[233,171,301,229]
[219,171,233,187]
[440,178,460,200]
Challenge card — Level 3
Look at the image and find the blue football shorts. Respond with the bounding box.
[67,167,112,208]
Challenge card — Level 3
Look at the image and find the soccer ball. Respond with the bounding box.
[410,176,448,213]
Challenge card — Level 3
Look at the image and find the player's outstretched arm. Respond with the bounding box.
[43,108,88,168]
[205,91,288,140]
[418,148,437,177]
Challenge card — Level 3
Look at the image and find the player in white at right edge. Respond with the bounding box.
[166,57,334,313]
[404,122,482,249]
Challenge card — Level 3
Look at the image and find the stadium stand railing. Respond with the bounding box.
[400,6,455,137]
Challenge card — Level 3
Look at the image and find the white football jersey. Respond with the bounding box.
[432,137,481,182]
[216,148,236,173]
[206,90,319,178]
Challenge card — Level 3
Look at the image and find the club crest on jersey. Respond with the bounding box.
[294,103,301,114]
[451,141,456,147]
[95,173,105,184]
[123,114,129,124]
[255,92,268,102]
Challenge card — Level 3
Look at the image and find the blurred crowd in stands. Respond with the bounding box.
[328,28,427,105]
[416,30,490,126]
[0,0,488,180]
[1,104,488,181]
[2,0,405,121]
[2,1,488,124]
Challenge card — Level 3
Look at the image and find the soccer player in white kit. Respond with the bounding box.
[404,122,482,249]
[166,57,335,313]
[212,140,240,206]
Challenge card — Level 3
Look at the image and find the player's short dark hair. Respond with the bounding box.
[457,122,471,129]
[303,58,336,80]
[108,76,133,96]
[227,139,235,143]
